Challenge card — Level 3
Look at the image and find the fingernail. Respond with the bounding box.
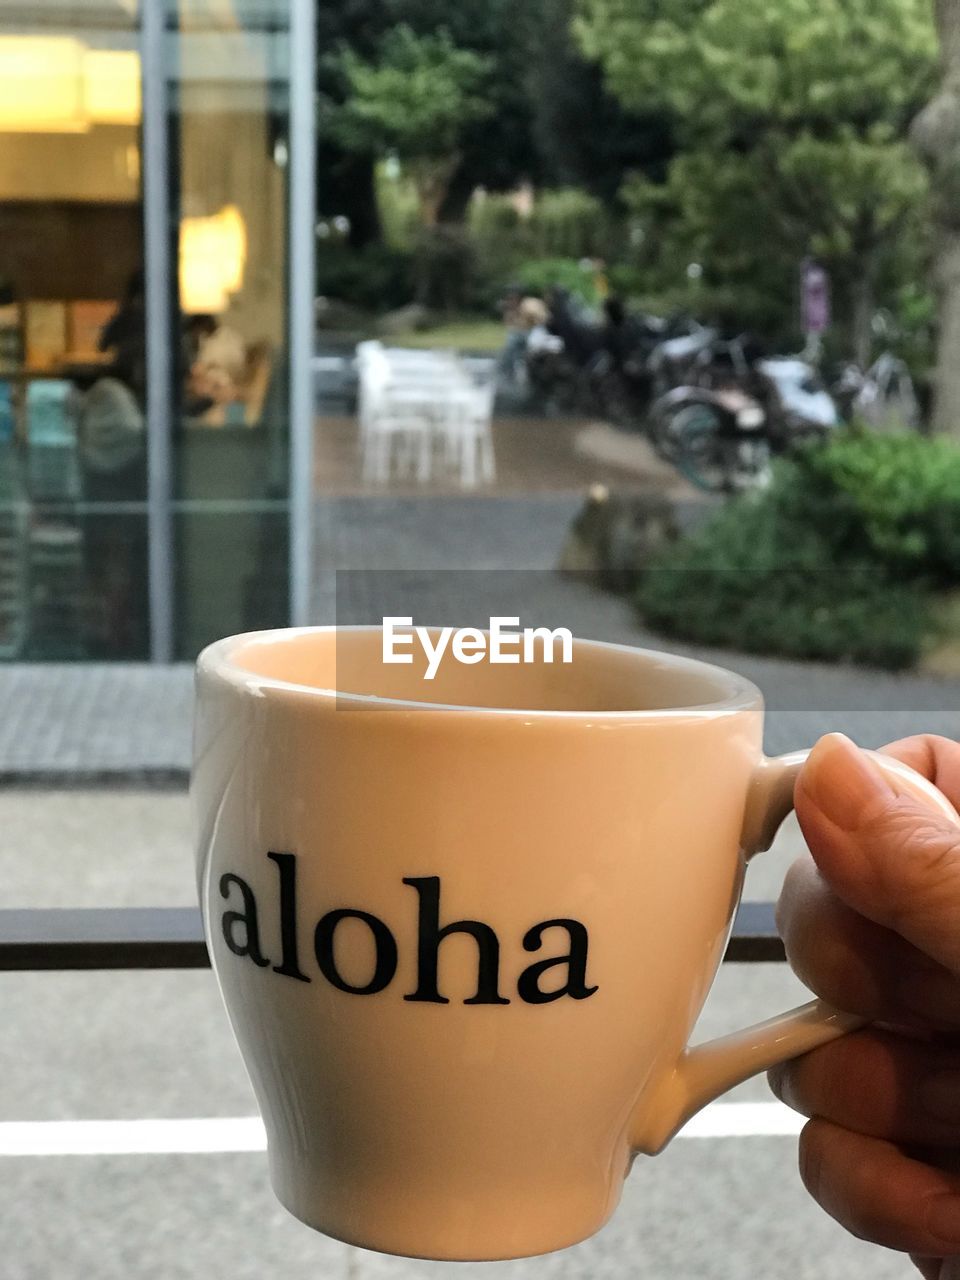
[800,733,895,832]
[928,1196,960,1249]
[919,1071,960,1122]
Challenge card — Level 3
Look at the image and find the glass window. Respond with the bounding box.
[170,0,292,659]
[0,1,146,660]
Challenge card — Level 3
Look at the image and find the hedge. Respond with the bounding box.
[636,432,960,670]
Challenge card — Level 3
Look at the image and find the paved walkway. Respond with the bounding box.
[315,412,694,497]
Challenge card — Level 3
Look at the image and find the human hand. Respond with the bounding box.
[769,733,960,1279]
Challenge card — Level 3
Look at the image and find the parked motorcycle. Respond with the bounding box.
[650,384,772,492]
[650,339,838,493]
[595,311,715,427]
[525,293,710,424]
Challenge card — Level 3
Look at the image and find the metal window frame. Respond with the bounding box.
[288,0,316,627]
[142,0,174,664]
[0,903,782,971]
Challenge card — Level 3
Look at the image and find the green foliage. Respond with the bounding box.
[530,189,610,260]
[798,432,960,576]
[527,0,674,203]
[374,162,420,250]
[315,0,542,241]
[387,0,541,200]
[315,242,415,312]
[325,26,494,163]
[412,225,481,311]
[636,432,960,669]
[469,194,524,245]
[578,0,937,354]
[515,258,602,306]
[576,0,936,129]
[322,26,495,225]
[468,189,618,300]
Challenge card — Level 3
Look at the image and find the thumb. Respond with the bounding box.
[796,734,960,974]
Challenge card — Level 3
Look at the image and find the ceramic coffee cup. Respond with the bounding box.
[193,626,958,1262]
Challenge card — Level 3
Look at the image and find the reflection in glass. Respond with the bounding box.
[0,1,146,659]
[171,0,292,657]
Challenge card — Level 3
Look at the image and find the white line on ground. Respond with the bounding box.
[0,1103,803,1157]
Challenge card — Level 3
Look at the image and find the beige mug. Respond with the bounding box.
[193,626,958,1262]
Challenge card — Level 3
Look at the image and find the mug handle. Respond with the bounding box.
[632,746,960,1156]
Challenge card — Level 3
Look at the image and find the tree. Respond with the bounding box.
[316,0,392,247]
[323,26,494,227]
[526,0,675,205]
[913,0,960,436]
[577,0,937,358]
[387,0,541,216]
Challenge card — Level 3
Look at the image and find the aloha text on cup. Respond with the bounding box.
[382,617,574,682]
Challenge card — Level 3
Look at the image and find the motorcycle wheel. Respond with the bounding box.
[655,403,771,494]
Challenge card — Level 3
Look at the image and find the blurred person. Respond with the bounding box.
[185,313,247,413]
[497,286,535,385]
[99,270,146,404]
[771,733,960,1279]
[522,297,555,357]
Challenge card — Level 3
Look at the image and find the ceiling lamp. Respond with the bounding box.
[84,49,141,127]
[0,36,86,133]
[179,205,249,315]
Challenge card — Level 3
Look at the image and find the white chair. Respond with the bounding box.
[358,345,437,484]
[356,344,496,487]
[441,364,497,489]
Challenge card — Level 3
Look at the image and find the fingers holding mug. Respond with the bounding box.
[770,1028,960,1148]
[795,1119,960,1258]
[777,854,960,1031]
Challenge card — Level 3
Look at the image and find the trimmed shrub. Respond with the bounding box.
[636,432,960,670]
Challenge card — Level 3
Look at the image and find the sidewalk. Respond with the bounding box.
[0,664,193,779]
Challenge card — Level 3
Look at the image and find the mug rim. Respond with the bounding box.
[197,626,762,722]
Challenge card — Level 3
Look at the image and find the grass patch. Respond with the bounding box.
[386,318,504,353]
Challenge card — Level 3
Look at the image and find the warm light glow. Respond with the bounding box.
[83,50,141,127]
[0,37,86,133]
[0,39,142,132]
[179,206,249,315]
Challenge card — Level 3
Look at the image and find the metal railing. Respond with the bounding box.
[0,902,783,971]
[0,770,786,971]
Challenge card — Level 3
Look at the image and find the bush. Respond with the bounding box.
[469,192,525,246]
[636,432,960,670]
[412,226,480,312]
[468,187,622,300]
[796,432,960,579]
[515,257,601,307]
[315,242,415,313]
[529,188,609,261]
